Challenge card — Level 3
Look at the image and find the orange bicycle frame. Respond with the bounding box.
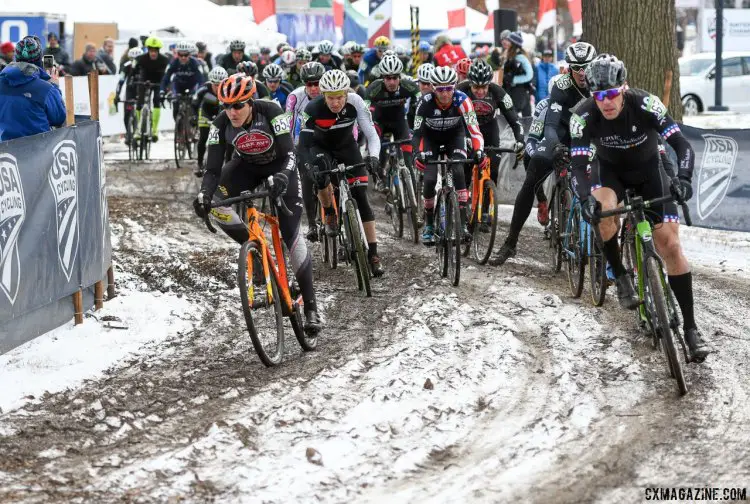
[470,159,493,221]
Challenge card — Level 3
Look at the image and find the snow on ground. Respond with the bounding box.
[682,112,750,130]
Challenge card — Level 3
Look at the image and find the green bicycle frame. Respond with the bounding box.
[633,219,652,323]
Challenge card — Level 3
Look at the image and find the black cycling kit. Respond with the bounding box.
[135,52,169,109]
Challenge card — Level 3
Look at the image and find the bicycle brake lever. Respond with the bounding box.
[276,196,293,217]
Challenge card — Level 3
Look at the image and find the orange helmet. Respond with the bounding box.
[455,58,472,76]
[218,75,256,104]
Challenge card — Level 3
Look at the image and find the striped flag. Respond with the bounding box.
[368,0,392,46]
[536,0,556,36]
[334,0,344,44]
[251,0,277,29]
[568,0,582,36]
[447,0,466,30]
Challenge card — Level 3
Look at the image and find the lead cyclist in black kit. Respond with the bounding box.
[571,54,711,361]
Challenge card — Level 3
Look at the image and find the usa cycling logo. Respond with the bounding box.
[0,154,26,305]
[49,140,80,282]
[697,134,737,220]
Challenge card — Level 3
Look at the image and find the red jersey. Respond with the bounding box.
[433,44,467,67]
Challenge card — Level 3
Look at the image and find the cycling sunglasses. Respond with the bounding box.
[305,81,320,88]
[383,75,400,81]
[569,63,588,72]
[177,52,190,57]
[435,85,455,93]
[266,79,280,84]
[593,86,625,102]
[223,100,251,110]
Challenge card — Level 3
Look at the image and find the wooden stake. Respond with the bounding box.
[95,281,104,310]
[107,266,116,299]
[662,69,673,109]
[73,290,83,325]
[88,70,99,121]
[64,74,75,126]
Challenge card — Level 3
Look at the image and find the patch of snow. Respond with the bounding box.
[682,113,750,130]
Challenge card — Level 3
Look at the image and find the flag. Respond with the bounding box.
[447,0,466,30]
[334,0,344,44]
[368,0,392,46]
[484,0,499,30]
[535,0,556,36]
[568,0,582,36]
[251,0,277,29]
[344,0,368,43]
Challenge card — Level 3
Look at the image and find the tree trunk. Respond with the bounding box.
[582,0,683,121]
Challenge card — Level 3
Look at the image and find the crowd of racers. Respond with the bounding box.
[112,34,711,362]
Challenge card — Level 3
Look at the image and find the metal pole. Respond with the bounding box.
[709,0,728,111]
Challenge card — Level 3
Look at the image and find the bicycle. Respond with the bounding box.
[382,136,420,244]
[134,81,160,162]
[202,180,316,367]
[172,90,196,169]
[424,152,475,287]
[597,189,693,396]
[464,146,516,265]
[121,98,138,162]
[314,162,372,297]
[547,160,570,273]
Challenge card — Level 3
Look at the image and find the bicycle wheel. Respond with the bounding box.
[588,228,608,307]
[446,191,462,287]
[139,109,148,161]
[237,241,285,367]
[388,171,404,238]
[145,110,152,161]
[174,114,186,169]
[345,199,371,297]
[402,167,420,244]
[434,192,448,278]
[127,113,136,162]
[549,185,563,272]
[566,201,585,298]
[646,257,687,396]
[471,180,499,265]
[279,242,317,352]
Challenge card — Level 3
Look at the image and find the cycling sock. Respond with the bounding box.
[603,236,626,278]
[151,107,161,135]
[668,272,695,331]
[368,242,378,258]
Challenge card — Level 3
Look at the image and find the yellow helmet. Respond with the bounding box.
[144,36,163,49]
[373,36,391,49]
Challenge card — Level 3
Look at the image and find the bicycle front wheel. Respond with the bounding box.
[646,257,687,396]
[549,185,563,272]
[388,172,404,238]
[588,228,608,306]
[238,241,285,367]
[471,180,499,265]
[345,199,371,297]
[434,192,448,278]
[446,191,462,287]
[566,199,585,298]
[402,167,420,244]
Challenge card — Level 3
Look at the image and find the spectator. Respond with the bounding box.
[502,31,534,116]
[0,36,66,141]
[69,43,98,76]
[1,41,14,64]
[96,37,117,74]
[119,37,140,71]
[196,41,213,71]
[433,35,466,67]
[43,33,71,74]
[535,48,558,102]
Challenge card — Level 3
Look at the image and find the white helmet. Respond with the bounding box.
[318,40,334,55]
[208,66,228,84]
[378,54,403,76]
[393,44,407,56]
[417,63,434,83]
[430,65,458,86]
[319,69,350,93]
[281,50,296,66]
[176,41,193,54]
[248,45,260,56]
[382,49,396,58]
[565,42,597,65]
[263,63,285,81]
[128,47,142,59]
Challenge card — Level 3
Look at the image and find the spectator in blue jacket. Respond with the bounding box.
[535,49,558,102]
[0,36,66,142]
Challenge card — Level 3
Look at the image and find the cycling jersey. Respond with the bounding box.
[411,90,483,154]
[218,53,250,75]
[525,98,549,159]
[264,80,294,109]
[359,49,382,84]
[456,81,523,143]
[365,78,420,126]
[193,82,221,123]
[116,59,138,98]
[135,52,169,84]
[314,53,343,71]
[161,56,205,94]
[285,87,314,143]
[542,73,590,147]
[570,87,695,200]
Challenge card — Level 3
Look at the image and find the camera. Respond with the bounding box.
[43,55,55,69]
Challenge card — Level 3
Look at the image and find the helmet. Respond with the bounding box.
[382,49,396,58]
[430,65,457,86]
[260,46,271,55]
[319,69,350,93]
[373,36,391,49]
[229,39,246,52]
[418,40,431,52]
[127,47,142,59]
[317,40,334,55]
[237,60,258,77]
[455,57,472,76]
[346,70,360,88]
[144,36,163,49]
[263,63,285,81]
[467,59,492,85]
[300,61,325,82]
[393,44,407,56]
[208,66,228,84]
[565,41,597,65]
[585,53,627,91]
[14,36,42,66]
[279,44,293,54]
[196,41,207,52]
[248,45,260,55]
[218,75,256,104]
[417,63,434,83]
[176,41,193,54]
[296,48,312,62]
[281,50,296,66]
[378,54,403,76]
[349,43,365,54]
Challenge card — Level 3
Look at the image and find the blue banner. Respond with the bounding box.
[276,13,336,47]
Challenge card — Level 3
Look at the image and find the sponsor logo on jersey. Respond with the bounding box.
[49,140,79,282]
[570,113,586,139]
[0,153,25,305]
[641,95,667,121]
[472,99,494,116]
[697,134,737,220]
[234,131,273,154]
[207,124,220,145]
[550,102,562,113]
[502,94,513,110]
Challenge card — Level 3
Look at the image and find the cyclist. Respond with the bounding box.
[571,54,710,361]
[262,63,294,108]
[248,45,261,68]
[218,39,250,74]
[347,70,365,98]
[489,41,596,266]
[195,41,213,71]
[300,69,385,276]
[360,36,391,84]
[457,58,525,216]
[279,50,297,76]
[416,40,433,66]
[134,36,170,142]
[313,40,342,71]
[345,43,365,73]
[235,61,271,99]
[193,66,228,176]
[161,41,205,121]
[365,54,420,190]
[393,45,411,74]
[454,57,472,83]
[287,62,326,241]
[289,49,312,88]
[114,47,144,145]
[415,63,434,96]
[412,65,485,245]
[194,74,322,335]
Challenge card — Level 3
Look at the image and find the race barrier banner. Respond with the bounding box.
[0,120,112,353]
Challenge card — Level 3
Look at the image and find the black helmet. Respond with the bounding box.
[237,60,258,77]
[300,61,325,82]
[195,41,207,52]
[585,53,627,91]
[346,69,359,88]
[467,59,493,86]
